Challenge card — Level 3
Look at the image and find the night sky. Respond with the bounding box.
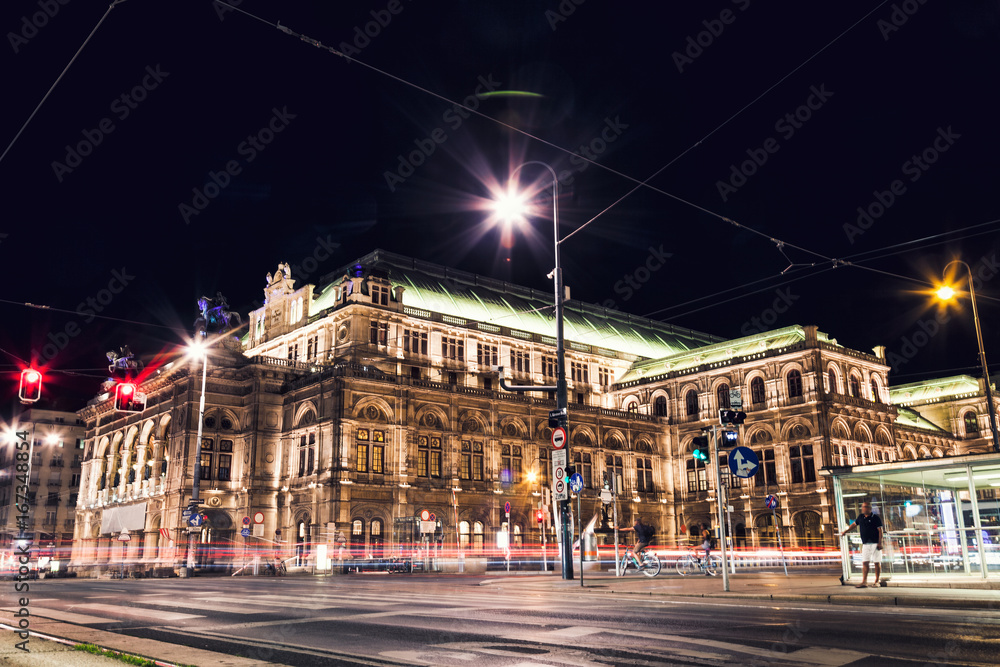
[3,1,1000,413]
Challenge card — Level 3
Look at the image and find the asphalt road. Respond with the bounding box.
[11,574,1000,666]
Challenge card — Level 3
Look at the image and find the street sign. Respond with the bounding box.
[728,446,759,478]
[569,473,583,493]
[181,507,193,518]
[765,494,779,509]
[253,511,264,524]
[551,449,568,501]
[600,489,613,504]
[420,509,431,521]
[504,501,511,515]
[551,427,567,450]
[187,513,204,528]
[554,479,566,499]
[240,527,251,537]
[419,520,436,533]
[729,387,743,410]
[242,516,251,526]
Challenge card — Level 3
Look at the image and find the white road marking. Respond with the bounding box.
[75,603,202,621]
[787,647,870,665]
[1,606,114,625]
[192,595,335,610]
[133,597,267,615]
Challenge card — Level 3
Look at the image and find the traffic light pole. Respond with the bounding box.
[183,344,208,577]
[710,425,731,592]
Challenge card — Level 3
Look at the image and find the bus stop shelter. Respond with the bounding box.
[826,453,1000,582]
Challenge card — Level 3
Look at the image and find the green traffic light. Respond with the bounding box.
[693,449,707,462]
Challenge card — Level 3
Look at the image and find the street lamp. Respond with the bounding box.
[181,335,210,576]
[936,260,1000,452]
[490,160,573,580]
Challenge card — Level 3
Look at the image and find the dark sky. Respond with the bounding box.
[3,1,1000,412]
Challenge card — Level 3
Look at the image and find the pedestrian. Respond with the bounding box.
[839,501,883,588]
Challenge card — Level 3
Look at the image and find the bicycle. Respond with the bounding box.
[675,548,721,576]
[619,546,661,577]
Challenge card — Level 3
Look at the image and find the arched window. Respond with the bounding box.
[849,374,861,398]
[458,521,470,550]
[828,369,838,393]
[750,377,766,406]
[370,519,384,557]
[964,412,979,435]
[717,384,731,410]
[794,511,823,549]
[625,401,638,413]
[351,519,365,557]
[869,378,879,403]
[787,370,803,398]
[473,521,484,552]
[653,396,668,417]
[685,390,698,417]
[756,512,781,547]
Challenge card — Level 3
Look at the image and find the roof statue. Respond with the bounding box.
[195,292,242,335]
[266,262,295,294]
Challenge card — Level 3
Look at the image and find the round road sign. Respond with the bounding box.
[551,427,567,450]
[504,501,511,515]
[555,480,565,495]
[765,494,779,509]
[569,473,584,493]
[242,516,251,526]
[253,511,264,524]
[420,509,431,521]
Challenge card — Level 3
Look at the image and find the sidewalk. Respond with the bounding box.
[481,570,1000,610]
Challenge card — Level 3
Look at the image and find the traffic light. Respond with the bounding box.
[536,509,544,523]
[18,368,43,403]
[720,430,738,447]
[563,464,576,484]
[692,436,709,462]
[719,409,747,425]
[114,383,146,413]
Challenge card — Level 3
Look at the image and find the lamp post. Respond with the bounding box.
[937,260,1000,452]
[182,335,209,576]
[491,160,573,580]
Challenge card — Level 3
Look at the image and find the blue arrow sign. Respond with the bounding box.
[569,473,584,493]
[187,513,204,527]
[728,446,759,478]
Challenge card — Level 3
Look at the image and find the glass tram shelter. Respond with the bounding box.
[827,453,1000,582]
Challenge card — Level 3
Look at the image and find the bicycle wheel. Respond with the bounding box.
[640,552,661,577]
[675,555,697,576]
[704,556,720,576]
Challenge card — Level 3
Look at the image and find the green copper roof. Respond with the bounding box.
[890,375,983,405]
[895,405,949,433]
[322,249,724,359]
[615,325,828,383]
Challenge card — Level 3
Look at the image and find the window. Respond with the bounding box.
[404,330,428,355]
[686,458,707,493]
[70,474,81,487]
[510,349,530,374]
[717,384,731,409]
[574,452,592,487]
[870,378,881,403]
[753,449,777,487]
[685,390,699,417]
[501,445,522,484]
[306,334,318,360]
[473,442,483,481]
[417,436,429,477]
[542,356,556,378]
[442,336,465,361]
[369,321,388,345]
[626,401,638,413]
[201,437,213,451]
[787,370,803,398]
[460,441,471,480]
[217,454,231,481]
[200,453,212,480]
[372,443,384,474]
[371,284,390,306]
[720,454,740,490]
[606,455,623,494]
[751,377,766,405]
[789,445,816,484]
[430,437,442,478]
[636,458,653,492]
[964,412,980,435]
[849,374,861,398]
[356,443,369,472]
[598,367,611,387]
[570,361,589,383]
[298,432,316,476]
[828,369,838,393]
[654,396,667,416]
[76,439,85,450]
[477,343,498,368]
[287,343,299,361]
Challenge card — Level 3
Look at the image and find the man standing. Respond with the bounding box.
[839,502,884,588]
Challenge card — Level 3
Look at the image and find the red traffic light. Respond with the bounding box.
[114,383,146,413]
[535,509,544,523]
[18,368,43,403]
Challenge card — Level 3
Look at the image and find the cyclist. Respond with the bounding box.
[621,515,653,562]
[700,523,713,564]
